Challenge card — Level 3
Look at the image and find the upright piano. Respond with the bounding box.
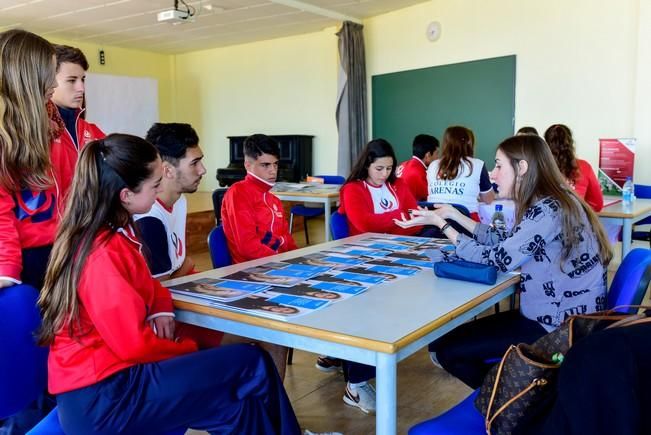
[216,135,313,187]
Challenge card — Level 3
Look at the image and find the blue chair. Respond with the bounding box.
[0,284,48,420]
[632,184,651,246]
[408,390,484,435]
[330,210,349,240]
[408,248,651,434]
[207,225,232,268]
[289,175,345,245]
[607,247,651,312]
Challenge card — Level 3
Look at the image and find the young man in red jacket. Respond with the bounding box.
[396,134,439,201]
[50,44,105,197]
[221,134,297,263]
[220,134,296,379]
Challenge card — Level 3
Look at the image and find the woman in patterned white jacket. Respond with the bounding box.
[395,133,612,389]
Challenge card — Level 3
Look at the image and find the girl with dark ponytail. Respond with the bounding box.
[38,134,300,435]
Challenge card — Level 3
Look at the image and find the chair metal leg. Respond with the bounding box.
[287,347,294,365]
[304,217,310,245]
[289,213,294,234]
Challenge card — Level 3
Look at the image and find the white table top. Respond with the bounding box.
[166,234,519,353]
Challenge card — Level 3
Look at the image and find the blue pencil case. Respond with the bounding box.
[433,260,498,285]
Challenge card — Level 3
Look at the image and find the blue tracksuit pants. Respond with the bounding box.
[56,344,300,435]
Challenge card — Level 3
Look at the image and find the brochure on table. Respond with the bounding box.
[171,234,453,320]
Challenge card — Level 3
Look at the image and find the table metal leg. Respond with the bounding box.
[324,200,332,242]
[376,352,397,435]
[622,218,632,259]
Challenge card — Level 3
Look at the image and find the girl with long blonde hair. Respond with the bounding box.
[0,29,58,290]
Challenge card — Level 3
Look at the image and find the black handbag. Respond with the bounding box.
[475,307,651,435]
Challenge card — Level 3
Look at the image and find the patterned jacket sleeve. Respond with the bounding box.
[455,198,561,272]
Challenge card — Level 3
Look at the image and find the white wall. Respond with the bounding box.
[364,0,643,179]
[174,29,339,191]
[171,0,649,188]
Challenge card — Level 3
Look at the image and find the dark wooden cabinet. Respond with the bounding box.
[216,135,313,187]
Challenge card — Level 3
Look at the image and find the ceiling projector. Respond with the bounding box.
[157,9,191,23]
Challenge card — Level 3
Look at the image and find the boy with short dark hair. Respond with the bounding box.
[396,134,439,201]
[134,122,206,280]
[221,134,297,263]
[220,134,297,379]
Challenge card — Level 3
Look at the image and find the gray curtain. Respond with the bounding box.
[336,21,367,175]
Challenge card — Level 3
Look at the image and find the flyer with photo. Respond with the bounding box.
[220,292,329,320]
[264,283,362,301]
[170,278,269,302]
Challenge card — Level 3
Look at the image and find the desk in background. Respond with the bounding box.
[271,183,342,242]
[599,196,651,258]
[167,234,519,435]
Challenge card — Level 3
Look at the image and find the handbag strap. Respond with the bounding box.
[486,377,549,434]
[607,315,651,329]
[485,345,550,434]
[485,345,513,433]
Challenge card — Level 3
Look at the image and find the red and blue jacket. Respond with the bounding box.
[338,178,422,236]
[48,227,196,395]
[0,109,104,283]
[221,173,298,264]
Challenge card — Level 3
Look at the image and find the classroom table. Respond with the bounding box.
[166,234,519,435]
[598,196,651,258]
[271,183,341,242]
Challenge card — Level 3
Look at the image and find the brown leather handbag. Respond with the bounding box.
[475,307,651,435]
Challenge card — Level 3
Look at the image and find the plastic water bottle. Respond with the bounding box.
[622,176,635,206]
[491,204,506,231]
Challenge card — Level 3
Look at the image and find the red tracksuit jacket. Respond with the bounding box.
[0,111,104,282]
[48,227,197,395]
[221,173,297,264]
[338,179,422,236]
[396,157,428,201]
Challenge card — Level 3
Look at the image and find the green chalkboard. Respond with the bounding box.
[372,55,516,169]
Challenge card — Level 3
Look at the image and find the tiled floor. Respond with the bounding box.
[188,215,648,434]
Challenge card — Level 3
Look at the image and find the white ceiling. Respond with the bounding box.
[0,0,427,54]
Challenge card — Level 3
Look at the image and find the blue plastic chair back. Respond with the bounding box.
[330,211,350,240]
[0,284,48,419]
[608,248,651,312]
[634,184,651,199]
[207,225,233,268]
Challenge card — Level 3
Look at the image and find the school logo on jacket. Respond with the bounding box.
[170,232,183,259]
[379,198,394,210]
[14,189,55,223]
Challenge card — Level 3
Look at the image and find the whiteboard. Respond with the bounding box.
[85,73,159,137]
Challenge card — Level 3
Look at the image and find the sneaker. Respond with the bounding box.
[343,382,376,414]
[315,355,342,373]
[429,351,442,368]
